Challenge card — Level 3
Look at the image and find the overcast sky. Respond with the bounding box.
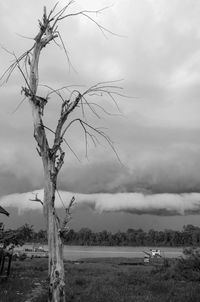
[1,0,200,230]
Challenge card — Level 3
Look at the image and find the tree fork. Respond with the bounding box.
[2,3,124,302]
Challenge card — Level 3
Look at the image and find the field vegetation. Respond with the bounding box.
[1,249,200,302]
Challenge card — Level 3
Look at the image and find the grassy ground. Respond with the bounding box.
[0,258,48,302]
[1,257,200,302]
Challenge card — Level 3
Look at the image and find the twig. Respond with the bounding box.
[29,193,43,205]
[11,95,27,114]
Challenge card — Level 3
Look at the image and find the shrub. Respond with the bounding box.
[174,247,200,281]
[19,253,27,261]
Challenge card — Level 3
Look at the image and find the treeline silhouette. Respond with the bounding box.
[5,223,200,247]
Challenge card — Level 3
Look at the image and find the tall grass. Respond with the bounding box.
[1,256,200,301]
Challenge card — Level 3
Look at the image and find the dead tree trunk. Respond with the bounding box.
[31,106,66,300]
[27,10,66,300]
[43,159,65,301]
[3,3,123,302]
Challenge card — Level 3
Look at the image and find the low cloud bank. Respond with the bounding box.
[1,190,200,216]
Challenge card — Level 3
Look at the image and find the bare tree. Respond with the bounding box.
[1,2,125,302]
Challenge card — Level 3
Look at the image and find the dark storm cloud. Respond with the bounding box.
[0,170,34,196]
[55,107,200,196]
[1,0,200,221]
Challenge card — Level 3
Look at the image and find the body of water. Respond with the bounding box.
[63,246,183,261]
[18,245,183,261]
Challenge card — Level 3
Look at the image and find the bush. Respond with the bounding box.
[19,253,27,261]
[174,247,200,281]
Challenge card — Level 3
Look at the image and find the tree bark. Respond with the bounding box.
[43,157,65,302]
[28,14,66,299]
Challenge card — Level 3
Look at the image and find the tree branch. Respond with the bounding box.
[61,118,121,163]
[29,193,43,206]
[59,196,75,237]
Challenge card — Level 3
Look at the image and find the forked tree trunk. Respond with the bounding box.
[28,16,66,299]
[30,113,66,302]
[8,5,120,302]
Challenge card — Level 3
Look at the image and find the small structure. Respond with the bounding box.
[16,244,48,259]
[0,206,12,281]
[0,249,12,280]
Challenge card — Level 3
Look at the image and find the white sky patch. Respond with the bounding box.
[1,190,200,216]
[99,57,122,80]
[168,50,200,89]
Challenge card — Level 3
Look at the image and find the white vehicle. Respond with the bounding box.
[143,249,162,264]
[150,249,161,257]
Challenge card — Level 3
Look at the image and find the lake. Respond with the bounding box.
[19,245,183,261]
[62,246,183,261]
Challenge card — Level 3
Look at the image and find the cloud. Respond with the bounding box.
[1,189,200,217]
[0,133,200,198]
[1,0,200,217]
[58,140,200,194]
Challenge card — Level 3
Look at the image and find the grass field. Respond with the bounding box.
[1,256,200,302]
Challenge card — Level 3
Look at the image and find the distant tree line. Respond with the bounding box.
[3,223,200,247]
